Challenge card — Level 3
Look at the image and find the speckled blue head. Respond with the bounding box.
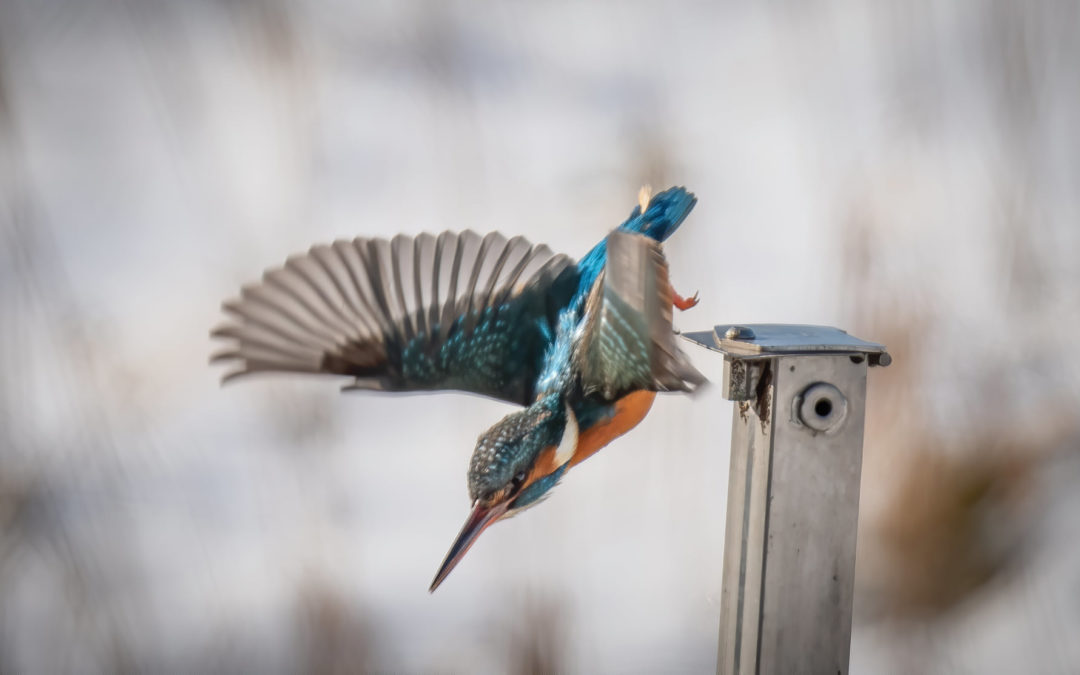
[467,398,564,504]
[431,396,574,591]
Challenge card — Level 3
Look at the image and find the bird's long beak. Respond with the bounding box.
[429,499,509,592]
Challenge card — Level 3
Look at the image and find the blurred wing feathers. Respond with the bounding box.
[577,232,705,400]
[212,231,578,406]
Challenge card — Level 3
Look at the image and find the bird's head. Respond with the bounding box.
[430,396,578,591]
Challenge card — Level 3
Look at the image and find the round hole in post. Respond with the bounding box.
[814,398,832,418]
[797,382,848,433]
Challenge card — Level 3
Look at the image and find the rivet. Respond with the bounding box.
[724,326,755,340]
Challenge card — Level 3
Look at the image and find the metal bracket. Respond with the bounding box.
[682,324,889,675]
[683,324,890,402]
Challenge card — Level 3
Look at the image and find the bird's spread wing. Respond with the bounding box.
[212,231,579,406]
[577,231,705,401]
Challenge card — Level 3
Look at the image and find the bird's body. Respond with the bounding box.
[212,186,704,590]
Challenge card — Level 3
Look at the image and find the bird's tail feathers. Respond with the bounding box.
[617,186,697,242]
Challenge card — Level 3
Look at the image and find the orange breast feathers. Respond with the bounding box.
[571,390,657,467]
[523,390,658,487]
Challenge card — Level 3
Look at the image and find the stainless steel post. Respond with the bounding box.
[682,325,890,675]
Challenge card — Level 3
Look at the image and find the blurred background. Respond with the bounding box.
[1,0,1078,672]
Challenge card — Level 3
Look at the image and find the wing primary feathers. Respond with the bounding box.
[221,359,316,383]
[480,235,517,309]
[325,243,378,339]
[429,232,450,335]
[359,238,404,349]
[309,245,366,333]
[234,286,338,352]
[441,233,466,342]
[283,255,357,342]
[212,229,579,405]
[461,232,500,334]
[332,240,382,340]
[210,325,321,365]
[219,299,326,354]
[530,255,569,294]
[390,234,415,342]
[412,234,430,338]
[212,348,303,372]
[459,232,491,320]
[493,241,539,307]
[260,269,348,345]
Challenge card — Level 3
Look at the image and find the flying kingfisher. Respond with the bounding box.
[211,185,705,591]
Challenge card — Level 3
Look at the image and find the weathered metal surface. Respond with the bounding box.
[723,358,764,402]
[682,324,888,360]
[685,324,883,675]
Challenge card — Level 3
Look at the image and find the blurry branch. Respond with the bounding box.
[843,205,1079,620]
[0,20,141,673]
[863,422,1074,620]
[505,596,565,675]
[839,101,1080,621]
[293,579,374,675]
[0,468,39,592]
[981,0,1040,159]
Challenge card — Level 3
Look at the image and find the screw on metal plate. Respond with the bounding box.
[794,382,848,433]
[724,325,756,340]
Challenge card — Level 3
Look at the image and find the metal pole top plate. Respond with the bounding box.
[683,324,891,365]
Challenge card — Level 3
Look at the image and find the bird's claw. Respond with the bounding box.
[673,290,700,311]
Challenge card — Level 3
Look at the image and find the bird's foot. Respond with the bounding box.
[673,290,700,311]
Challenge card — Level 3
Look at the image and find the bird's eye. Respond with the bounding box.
[511,471,527,490]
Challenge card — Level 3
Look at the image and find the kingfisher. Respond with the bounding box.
[211,185,705,591]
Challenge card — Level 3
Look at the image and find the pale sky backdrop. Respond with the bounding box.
[1,1,1078,673]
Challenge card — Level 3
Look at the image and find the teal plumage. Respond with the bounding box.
[212,186,704,590]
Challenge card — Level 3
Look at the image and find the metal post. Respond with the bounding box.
[682,325,890,675]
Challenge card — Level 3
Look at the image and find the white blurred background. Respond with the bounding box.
[1,1,1078,672]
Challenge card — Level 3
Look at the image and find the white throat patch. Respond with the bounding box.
[554,402,579,467]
